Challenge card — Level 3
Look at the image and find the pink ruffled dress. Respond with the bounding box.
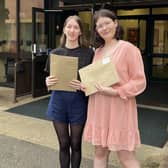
[84,40,146,151]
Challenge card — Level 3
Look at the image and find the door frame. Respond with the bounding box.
[32,7,47,97]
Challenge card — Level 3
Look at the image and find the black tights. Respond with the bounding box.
[53,121,85,168]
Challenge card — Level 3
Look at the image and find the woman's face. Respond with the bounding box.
[64,18,81,42]
[96,16,117,41]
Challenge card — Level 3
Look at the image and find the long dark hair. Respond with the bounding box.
[60,15,88,47]
[93,9,123,48]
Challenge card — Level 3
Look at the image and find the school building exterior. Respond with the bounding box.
[0,0,168,102]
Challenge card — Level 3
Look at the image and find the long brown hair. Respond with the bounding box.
[60,15,88,47]
[93,9,123,48]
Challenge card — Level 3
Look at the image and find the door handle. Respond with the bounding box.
[31,43,37,54]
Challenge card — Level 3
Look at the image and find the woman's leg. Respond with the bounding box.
[117,150,140,168]
[70,123,85,168]
[94,146,110,168]
[53,121,70,168]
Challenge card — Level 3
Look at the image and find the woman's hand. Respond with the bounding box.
[95,83,118,96]
[45,76,58,87]
[80,83,86,92]
[69,79,86,91]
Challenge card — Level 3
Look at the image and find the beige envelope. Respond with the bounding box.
[48,54,78,92]
[79,57,119,96]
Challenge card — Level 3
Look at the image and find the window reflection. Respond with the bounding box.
[152,57,168,78]
[20,0,44,58]
[119,19,146,52]
[152,20,168,79]
[0,0,16,83]
[153,20,168,54]
[0,0,16,53]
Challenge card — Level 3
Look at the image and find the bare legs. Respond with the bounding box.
[94,146,140,168]
[94,146,110,168]
[117,150,140,168]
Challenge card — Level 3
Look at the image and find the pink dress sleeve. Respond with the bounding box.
[116,46,146,100]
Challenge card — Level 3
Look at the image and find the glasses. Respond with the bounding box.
[96,21,113,31]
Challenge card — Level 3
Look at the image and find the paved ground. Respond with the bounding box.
[0,87,167,168]
[0,135,96,168]
[0,110,164,168]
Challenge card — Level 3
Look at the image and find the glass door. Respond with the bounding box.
[119,19,146,52]
[119,18,148,75]
[151,19,168,80]
[32,7,48,97]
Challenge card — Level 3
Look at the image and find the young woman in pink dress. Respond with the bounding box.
[83,9,146,168]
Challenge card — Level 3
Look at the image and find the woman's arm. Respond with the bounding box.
[116,46,146,100]
[94,45,146,99]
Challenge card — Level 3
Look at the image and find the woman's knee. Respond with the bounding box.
[71,139,81,152]
[95,146,109,159]
[117,150,129,160]
[60,139,70,151]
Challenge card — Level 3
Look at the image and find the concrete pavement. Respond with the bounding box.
[0,134,94,168]
[0,87,167,167]
[0,110,164,168]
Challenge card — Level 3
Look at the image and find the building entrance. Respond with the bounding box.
[116,7,168,107]
[117,8,168,83]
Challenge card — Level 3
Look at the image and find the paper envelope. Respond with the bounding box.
[79,57,119,96]
[48,54,78,92]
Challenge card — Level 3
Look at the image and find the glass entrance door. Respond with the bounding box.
[152,19,168,80]
[119,18,147,75]
[32,7,48,97]
[119,19,146,53]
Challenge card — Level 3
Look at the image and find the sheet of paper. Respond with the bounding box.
[48,54,78,92]
[79,57,119,96]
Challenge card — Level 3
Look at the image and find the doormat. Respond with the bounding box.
[6,98,168,148]
[138,107,168,148]
[6,97,50,120]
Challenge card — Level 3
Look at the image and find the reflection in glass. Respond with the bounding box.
[0,0,16,83]
[0,0,16,53]
[153,20,168,54]
[20,0,44,58]
[117,8,149,16]
[119,19,147,51]
[152,20,168,79]
[152,58,168,78]
[78,11,92,42]
[35,13,46,54]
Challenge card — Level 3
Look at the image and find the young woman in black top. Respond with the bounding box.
[45,15,94,168]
